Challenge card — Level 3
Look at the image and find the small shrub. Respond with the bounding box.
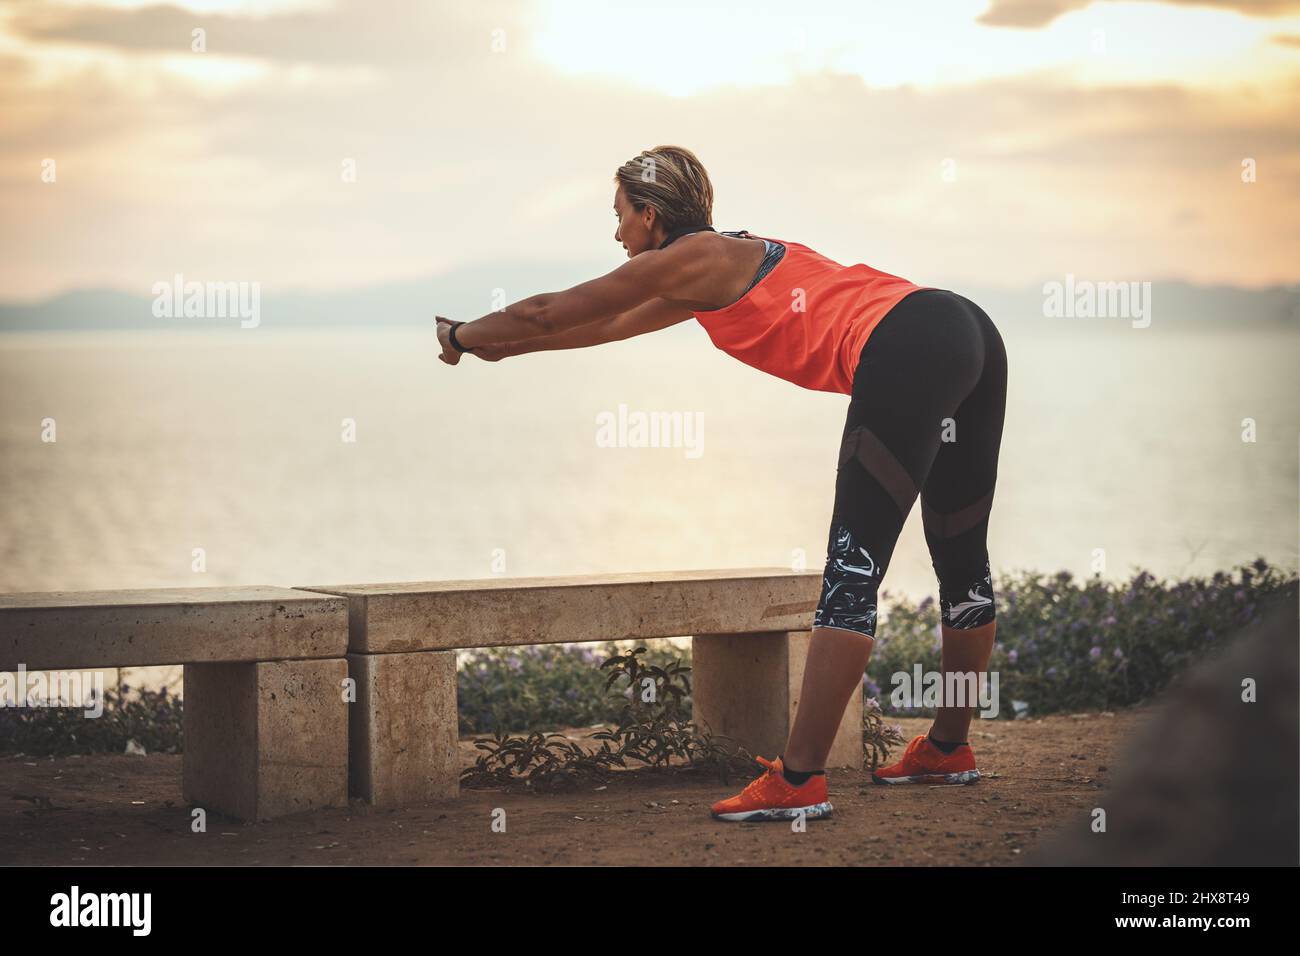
[870,557,1295,718]
[0,685,183,757]
[456,641,686,735]
[461,645,754,791]
[864,695,906,770]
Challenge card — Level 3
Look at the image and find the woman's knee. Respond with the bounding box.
[814,518,885,639]
[932,554,997,629]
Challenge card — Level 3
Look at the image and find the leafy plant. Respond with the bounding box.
[863,694,906,770]
[461,645,756,792]
[456,641,687,735]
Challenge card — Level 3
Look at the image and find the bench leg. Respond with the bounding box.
[182,658,349,822]
[347,650,459,805]
[692,630,863,770]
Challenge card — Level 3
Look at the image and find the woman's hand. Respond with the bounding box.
[435,316,462,366]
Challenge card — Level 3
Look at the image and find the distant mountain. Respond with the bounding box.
[0,266,1295,332]
[962,281,1299,327]
[0,259,613,332]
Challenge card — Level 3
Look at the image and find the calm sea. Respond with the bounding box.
[2,319,1296,691]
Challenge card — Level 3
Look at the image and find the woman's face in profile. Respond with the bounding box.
[613,184,656,258]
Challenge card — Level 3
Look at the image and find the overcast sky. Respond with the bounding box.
[1,0,1297,301]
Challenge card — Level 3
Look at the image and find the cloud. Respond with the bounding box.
[979,0,1300,29]
[7,0,531,67]
[0,0,1297,298]
[1272,31,1300,46]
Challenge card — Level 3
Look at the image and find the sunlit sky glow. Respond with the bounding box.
[0,0,1297,299]
[533,0,1300,95]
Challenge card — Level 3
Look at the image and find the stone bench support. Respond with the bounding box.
[692,630,863,770]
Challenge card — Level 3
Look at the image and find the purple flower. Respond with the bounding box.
[1112,648,1124,659]
[1089,646,1102,660]
[1008,649,1018,664]
[1102,615,1117,628]
[1046,666,1058,677]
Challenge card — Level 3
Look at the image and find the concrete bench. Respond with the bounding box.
[301,567,862,807]
[0,587,349,822]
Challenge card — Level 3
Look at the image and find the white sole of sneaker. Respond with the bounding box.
[872,769,981,785]
[712,801,834,823]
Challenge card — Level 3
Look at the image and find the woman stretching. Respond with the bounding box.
[436,145,1008,822]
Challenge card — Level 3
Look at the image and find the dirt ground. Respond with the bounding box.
[0,709,1146,866]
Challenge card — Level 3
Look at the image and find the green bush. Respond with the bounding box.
[868,557,1296,718]
[0,684,182,757]
[456,641,688,736]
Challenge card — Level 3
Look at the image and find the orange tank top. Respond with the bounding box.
[691,233,928,395]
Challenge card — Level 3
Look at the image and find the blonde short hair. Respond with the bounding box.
[613,145,714,231]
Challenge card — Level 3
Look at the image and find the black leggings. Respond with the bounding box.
[813,289,1008,639]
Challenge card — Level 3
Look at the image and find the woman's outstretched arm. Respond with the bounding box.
[446,243,703,352]
[500,297,695,357]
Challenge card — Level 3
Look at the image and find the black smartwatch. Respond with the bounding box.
[448,320,476,353]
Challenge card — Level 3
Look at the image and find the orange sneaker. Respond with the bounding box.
[710,755,833,822]
[872,733,980,785]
